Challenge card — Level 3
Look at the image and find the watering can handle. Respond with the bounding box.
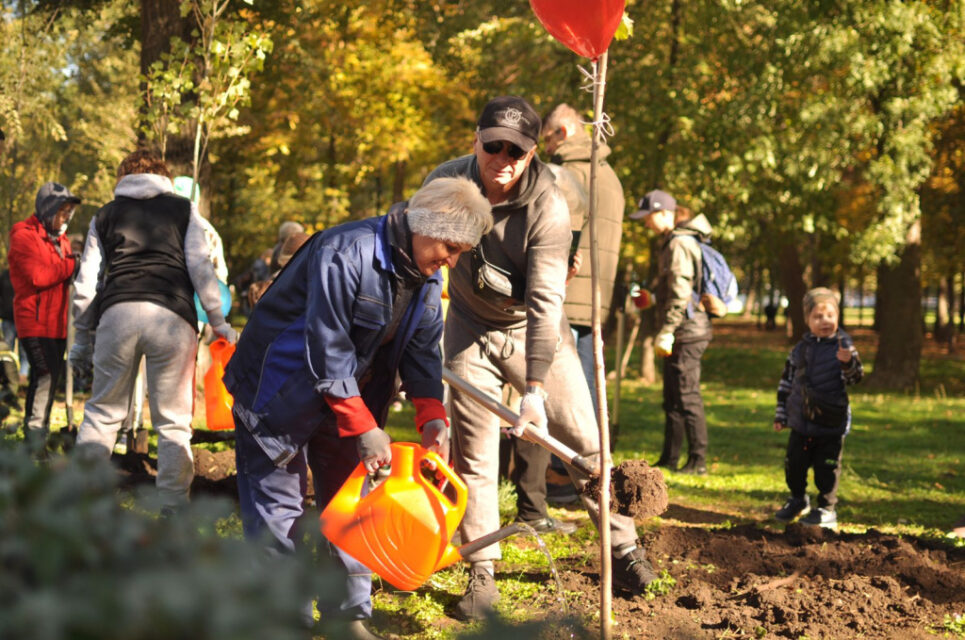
[420,450,468,514]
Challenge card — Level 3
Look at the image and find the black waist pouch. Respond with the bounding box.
[470,243,526,311]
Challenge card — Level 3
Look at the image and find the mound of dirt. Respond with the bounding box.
[112,447,239,500]
[581,459,669,519]
[543,523,965,639]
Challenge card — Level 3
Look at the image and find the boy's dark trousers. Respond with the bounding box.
[784,430,844,509]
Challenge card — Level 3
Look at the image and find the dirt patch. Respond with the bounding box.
[116,438,965,639]
[113,446,239,500]
[515,522,965,639]
[192,447,236,481]
[581,459,669,519]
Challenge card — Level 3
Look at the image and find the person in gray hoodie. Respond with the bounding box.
[70,149,236,513]
[424,96,656,621]
[631,190,714,475]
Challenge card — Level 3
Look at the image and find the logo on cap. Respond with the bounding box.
[500,108,526,127]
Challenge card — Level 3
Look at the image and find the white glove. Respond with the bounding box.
[655,332,675,358]
[212,323,239,344]
[420,418,450,463]
[510,389,548,438]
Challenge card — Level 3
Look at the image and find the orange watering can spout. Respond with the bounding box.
[204,338,236,431]
[320,442,468,591]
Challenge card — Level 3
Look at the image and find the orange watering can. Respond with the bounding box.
[204,338,236,431]
[320,442,468,591]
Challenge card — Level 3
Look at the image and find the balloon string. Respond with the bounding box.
[577,63,614,144]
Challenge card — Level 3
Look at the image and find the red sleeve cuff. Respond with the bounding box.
[412,397,448,432]
[325,395,378,438]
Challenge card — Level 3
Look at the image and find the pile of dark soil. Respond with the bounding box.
[581,459,669,519]
[113,445,238,499]
[544,522,965,639]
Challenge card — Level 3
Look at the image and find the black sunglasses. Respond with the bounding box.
[481,140,527,160]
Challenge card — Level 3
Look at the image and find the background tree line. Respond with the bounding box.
[2,0,964,390]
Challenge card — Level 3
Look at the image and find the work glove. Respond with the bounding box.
[420,418,450,464]
[211,322,239,344]
[631,284,654,310]
[509,388,548,438]
[654,332,675,358]
[69,332,94,381]
[356,427,392,474]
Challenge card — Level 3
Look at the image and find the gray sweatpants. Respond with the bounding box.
[76,302,198,508]
[445,310,638,563]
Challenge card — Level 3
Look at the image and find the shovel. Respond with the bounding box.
[442,367,596,477]
[441,367,669,520]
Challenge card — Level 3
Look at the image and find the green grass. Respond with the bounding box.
[376,326,965,637]
[6,323,962,638]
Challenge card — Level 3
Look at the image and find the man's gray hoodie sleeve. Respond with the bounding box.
[72,217,104,338]
[524,187,571,383]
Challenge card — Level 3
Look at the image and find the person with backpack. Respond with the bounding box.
[631,189,715,475]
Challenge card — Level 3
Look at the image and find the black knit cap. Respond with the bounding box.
[476,96,541,152]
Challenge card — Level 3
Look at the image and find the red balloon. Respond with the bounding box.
[529,0,626,60]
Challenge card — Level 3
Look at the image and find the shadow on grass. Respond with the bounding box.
[662,503,738,525]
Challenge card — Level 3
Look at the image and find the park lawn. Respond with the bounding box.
[378,326,965,636]
[385,329,964,538]
[10,323,960,637]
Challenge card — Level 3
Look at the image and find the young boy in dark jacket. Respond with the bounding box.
[772,288,863,528]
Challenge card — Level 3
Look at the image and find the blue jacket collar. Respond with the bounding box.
[374,215,395,274]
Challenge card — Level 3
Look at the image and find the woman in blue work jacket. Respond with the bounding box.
[224,176,492,640]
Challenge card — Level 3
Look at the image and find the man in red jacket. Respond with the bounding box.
[8,182,80,452]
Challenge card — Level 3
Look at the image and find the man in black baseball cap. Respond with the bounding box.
[467,95,542,204]
[423,96,658,620]
[475,95,541,153]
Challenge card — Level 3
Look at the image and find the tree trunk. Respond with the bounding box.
[869,221,923,390]
[741,262,759,320]
[139,0,194,174]
[946,272,957,354]
[392,160,406,205]
[838,272,847,331]
[959,270,964,331]
[778,240,807,341]
[935,277,951,343]
[857,270,865,327]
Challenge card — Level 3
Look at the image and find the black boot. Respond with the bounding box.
[677,455,707,475]
[653,456,678,470]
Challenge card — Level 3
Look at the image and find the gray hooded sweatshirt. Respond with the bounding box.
[424,154,570,383]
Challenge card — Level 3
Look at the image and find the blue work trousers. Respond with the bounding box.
[234,415,373,621]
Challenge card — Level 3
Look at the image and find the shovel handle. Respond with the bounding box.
[442,367,597,477]
[457,523,527,559]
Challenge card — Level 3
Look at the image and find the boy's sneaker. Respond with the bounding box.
[801,507,837,528]
[454,565,499,621]
[774,496,810,522]
[612,546,658,594]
